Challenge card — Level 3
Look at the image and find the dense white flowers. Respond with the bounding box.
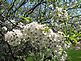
[5,29,23,46]
[5,22,68,61]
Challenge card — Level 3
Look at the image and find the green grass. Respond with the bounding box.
[67,48,81,61]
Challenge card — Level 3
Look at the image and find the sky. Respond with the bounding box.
[6,0,12,4]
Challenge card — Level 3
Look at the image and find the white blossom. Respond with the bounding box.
[5,29,23,46]
[5,22,69,61]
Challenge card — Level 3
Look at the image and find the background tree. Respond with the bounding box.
[0,0,81,61]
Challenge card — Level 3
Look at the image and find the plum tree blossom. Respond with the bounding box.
[5,22,69,61]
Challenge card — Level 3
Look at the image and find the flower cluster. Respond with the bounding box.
[5,29,23,46]
[5,22,68,61]
[50,7,68,31]
[53,7,68,21]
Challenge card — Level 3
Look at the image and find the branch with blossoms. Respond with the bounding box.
[0,14,18,61]
[0,31,17,61]
[5,22,69,61]
[4,1,46,31]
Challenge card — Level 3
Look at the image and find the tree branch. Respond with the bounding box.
[24,1,46,17]
[13,0,27,13]
[0,29,17,61]
[8,0,16,12]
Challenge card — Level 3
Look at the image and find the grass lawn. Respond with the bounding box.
[67,47,81,61]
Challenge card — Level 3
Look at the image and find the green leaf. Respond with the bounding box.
[70,37,77,43]
[0,0,2,3]
[43,27,49,33]
[26,56,33,61]
[19,16,32,24]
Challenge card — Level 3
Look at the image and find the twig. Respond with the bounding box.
[8,0,16,12]
[13,0,27,13]
[25,1,46,17]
